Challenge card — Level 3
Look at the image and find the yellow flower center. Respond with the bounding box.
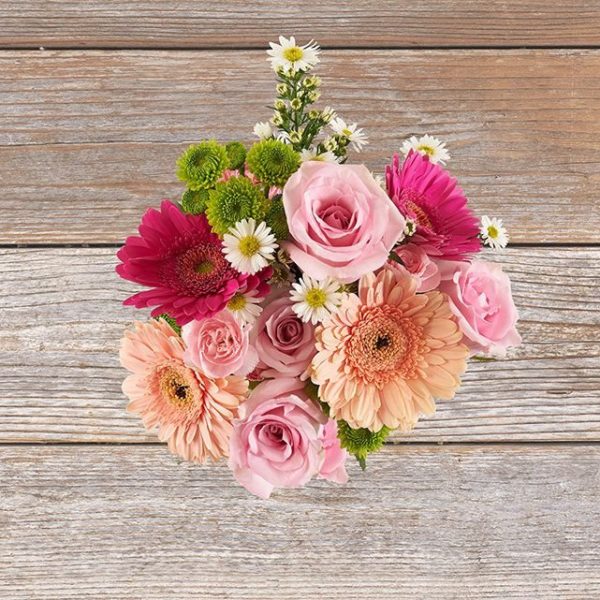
[417,144,435,156]
[283,46,304,62]
[487,225,499,239]
[238,235,261,257]
[342,128,353,137]
[227,293,247,311]
[158,367,194,409]
[305,288,327,309]
[195,260,214,275]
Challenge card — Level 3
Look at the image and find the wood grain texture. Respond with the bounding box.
[1,444,599,599]
[1,247,598,443]
[2,49,600,244]
[2,1,600,49]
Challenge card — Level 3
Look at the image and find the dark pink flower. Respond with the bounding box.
[116,200,271,325]
[386,151,481,261]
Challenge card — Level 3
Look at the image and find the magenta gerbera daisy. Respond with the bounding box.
[385,151,481,260]
[116,200,271,325]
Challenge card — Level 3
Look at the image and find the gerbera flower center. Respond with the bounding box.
[195,259,214,274]
[346,305,425,385]
[283,46,304,62]
[403,197,433,230]
[158,366,194,409]
[227,292,247,311]
[238,235,261,257]
[305,288,328,309]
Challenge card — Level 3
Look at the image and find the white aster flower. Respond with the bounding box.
[290,275,344,324]
[372,172,386,188]
[321,106,336,123]
[253,121,273,140]
[223,219,278,275]
[480,216,509,250]
[401,134,450,165]
[267,36,320,74]
[300,148,340,163]
[330,117,368,151]
[226,290,263,325]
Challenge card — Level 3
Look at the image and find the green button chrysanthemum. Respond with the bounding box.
[225,141,247,171]
[206,176,269,235]
[246,139,300,187]
[264,196,289,240]
[181,188,209,214]
[176,140,229,191]
[337,420,391,470]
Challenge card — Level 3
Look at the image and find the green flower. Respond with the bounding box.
[225,141,247,170]
[246,139,300,187]
[181,189,209,214]
[176,140,229,191]
[154,314,181,335]
[206,176,268,235]
[337,420,391,470]
[265,196,289,240]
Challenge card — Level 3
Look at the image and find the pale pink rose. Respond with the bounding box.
[438,259,522,357]
[282,162,406,283]
[181,311,257,378]
[252,293,316,379]
[318,420,348,484]
[391,242,441,292]
[228,378,326,499]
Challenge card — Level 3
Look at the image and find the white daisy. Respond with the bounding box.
[372,172,386,188]
[253,121,273,140]
[330,117,368,151]
[300,148,340,163]
[321,106,336,123]
[267,36,320,74]
[226,290,263,325]
[223,219,278,275]
[290,275,344,325]
[401,134,450,165]
[480,216,509,250]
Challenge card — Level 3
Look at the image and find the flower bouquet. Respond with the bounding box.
[117,37,521,499]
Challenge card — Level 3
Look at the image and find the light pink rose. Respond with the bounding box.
[282,162,406,283]
[252,293,316,379]
[438,259,522,357]
[181,311,257,378]
[228,378,326,499]
[391,242,441,292]
[318,420,348,484]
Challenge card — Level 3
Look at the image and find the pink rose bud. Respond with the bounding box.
[282,162,406,283]
[228,378,327,499]
[181,311,257,378]
[391,242,441,292]
[438,259,522,358]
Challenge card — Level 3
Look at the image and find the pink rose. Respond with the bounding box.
[252,293,316,379]
[318,420,348,484]
[282,162,406,283]
[391,242,441,292]
[438,259,522,357]
[181,311,257,377]
[228,378,326,498]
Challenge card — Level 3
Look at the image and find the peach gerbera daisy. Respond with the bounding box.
[120,319,248,462]
[312,268,468,432]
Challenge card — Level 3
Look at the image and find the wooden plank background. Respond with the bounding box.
[1,3,599,598]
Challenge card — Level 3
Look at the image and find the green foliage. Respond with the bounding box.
[176,140,229,191]
[337,420,391,470]
[181,188,209,214]
[206,176,269,235]
[264,196,289,240]
[246,139,300,188]
[154,314,181,335]
[225,141,247,170]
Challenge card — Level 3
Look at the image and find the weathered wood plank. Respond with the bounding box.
[1,50,600,243]
[1,444,599,598]
[2,1,600,48]
[0,247,598,443]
